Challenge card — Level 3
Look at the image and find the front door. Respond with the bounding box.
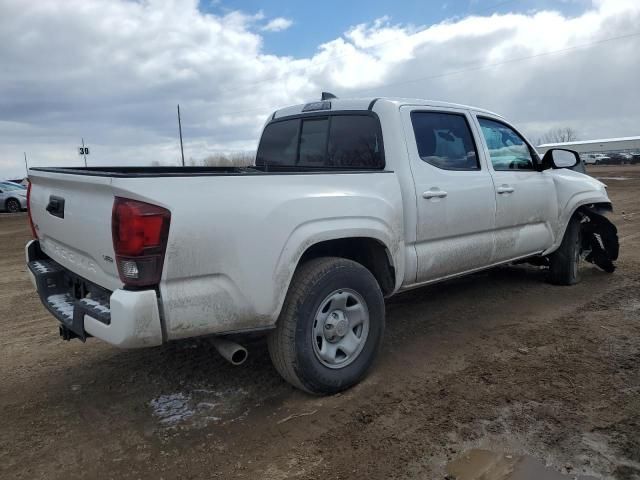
[401,106,497,283]
[474,115,557,262]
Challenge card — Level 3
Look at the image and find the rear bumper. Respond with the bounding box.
[26,240,163,348]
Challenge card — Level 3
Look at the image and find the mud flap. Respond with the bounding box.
[580,210,619,273]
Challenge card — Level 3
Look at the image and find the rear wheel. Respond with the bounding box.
[268,257,385,395]
[548,216,582,285]
[6,198,20,213]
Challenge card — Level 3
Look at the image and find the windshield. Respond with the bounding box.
[0,182,26,191]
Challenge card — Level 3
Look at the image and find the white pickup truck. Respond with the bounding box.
[26,96,619,394]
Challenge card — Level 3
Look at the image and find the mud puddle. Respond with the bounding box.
[446,449,599,480]
[149,386,253,430]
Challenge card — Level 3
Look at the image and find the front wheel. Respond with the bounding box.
[548,216,582,285]
[6,198,21,213]
[268,257,385,395]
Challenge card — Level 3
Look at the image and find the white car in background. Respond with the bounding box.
[583,154,610,165]
[0,181,27,213]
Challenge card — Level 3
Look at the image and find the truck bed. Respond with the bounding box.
[27,165,403,341]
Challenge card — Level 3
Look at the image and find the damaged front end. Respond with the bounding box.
[578,206,619,273]
[523,205,619,275]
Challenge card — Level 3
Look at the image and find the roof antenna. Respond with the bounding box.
[321,91,337,100]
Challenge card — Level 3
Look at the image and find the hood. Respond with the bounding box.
[553,167,607,189]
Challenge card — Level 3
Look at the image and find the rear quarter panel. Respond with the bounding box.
[112,172,405,339]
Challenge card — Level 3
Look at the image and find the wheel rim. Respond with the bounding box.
[7,200,19,213]
[311,289,370,369]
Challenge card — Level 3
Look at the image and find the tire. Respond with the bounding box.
[268,257,385,395]
[6,198,20,213]
[548,216,582,285]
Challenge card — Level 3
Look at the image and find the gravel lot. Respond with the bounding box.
[1,166,639,480]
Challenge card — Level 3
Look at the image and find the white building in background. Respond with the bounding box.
[537,136,640,156]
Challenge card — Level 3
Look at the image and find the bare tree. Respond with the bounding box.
[201,151,255,167]
[538,127,579,145]
[150,152,256,168]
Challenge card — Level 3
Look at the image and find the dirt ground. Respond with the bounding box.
[1,165,639,480]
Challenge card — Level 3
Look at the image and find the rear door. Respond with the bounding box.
[29,170,122,291]
[401,106,497,283]
[473,115,557,262]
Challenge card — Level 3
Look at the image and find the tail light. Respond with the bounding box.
[27,180,38,239]
[112,197,171,287]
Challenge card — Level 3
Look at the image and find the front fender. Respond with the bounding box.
[543,169,611,255]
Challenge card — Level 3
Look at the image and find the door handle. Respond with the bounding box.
[422,189,448,199]
[496,185,515,194]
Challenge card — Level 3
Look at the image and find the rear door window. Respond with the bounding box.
[410,112,479,170]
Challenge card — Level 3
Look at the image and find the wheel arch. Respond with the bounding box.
[544,200,612,255]
[298,237,397,296]
[271,218,403,323]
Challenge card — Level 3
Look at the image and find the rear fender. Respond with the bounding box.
[271,217,403,322]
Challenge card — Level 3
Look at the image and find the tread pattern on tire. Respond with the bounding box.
[548,215,581,285]
[268,256,382,394]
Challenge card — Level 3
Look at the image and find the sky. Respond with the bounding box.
[1,0,639,177]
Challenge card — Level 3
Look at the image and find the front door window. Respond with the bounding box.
[478,117,536,171]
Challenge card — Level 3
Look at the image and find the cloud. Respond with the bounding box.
[261,17,293,32]
[0,0,639,177]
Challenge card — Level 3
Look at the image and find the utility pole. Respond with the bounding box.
[177,104,185,166]
[24,152,28,177]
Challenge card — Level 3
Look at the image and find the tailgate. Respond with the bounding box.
[29,170,123,291]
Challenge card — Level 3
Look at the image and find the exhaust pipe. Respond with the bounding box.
[211,337,248,366]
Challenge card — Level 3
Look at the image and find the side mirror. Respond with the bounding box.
[541,148,580,170]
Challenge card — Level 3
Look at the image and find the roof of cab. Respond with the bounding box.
[271,97,502,120]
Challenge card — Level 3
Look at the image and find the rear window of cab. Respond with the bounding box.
[256,114,385,169]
